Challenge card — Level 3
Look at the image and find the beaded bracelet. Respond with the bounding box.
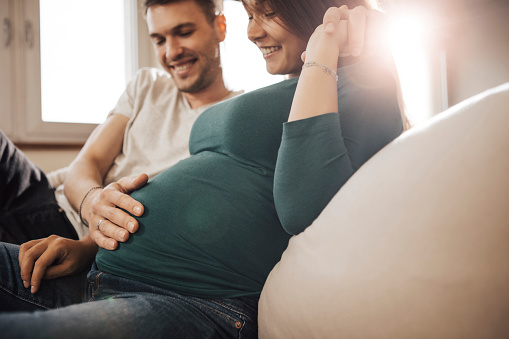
[302,61,338,83]
[78,186,103,227]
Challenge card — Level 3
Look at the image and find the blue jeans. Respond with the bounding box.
[0,129,78,244]
[0,243,259,338]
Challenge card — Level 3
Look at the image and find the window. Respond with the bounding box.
[220,0,284,92]
[0,0,14,137]
[0,0,282,144]
[39,0,129,124]
[389,9,449,126]
[0,0,137,144]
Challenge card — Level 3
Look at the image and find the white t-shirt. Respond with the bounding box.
[54,67,241,238]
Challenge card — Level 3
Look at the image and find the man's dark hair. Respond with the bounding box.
[143,0,218,24]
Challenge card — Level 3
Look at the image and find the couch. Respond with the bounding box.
[258,83,509,338]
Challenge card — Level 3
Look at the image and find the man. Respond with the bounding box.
[0,0,238,251]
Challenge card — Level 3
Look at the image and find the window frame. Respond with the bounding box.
[0,0,140,145]
[0,0,14,137]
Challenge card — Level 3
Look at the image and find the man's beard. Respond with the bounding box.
[171,46,221,94]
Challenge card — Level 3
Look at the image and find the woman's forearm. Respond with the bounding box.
[288,21,342,122]
[288,65,339,122]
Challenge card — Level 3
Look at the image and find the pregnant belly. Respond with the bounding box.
[95,152,291,297]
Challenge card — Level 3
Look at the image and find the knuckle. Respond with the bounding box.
[106,208,118,222]
[52,237,66,247]
[338,6,349,16]
[115,177,127,185]
[104,181,117,189]
[353,6,366,14]
[325,7,336,15]
[33,260,48,271]
[99,220,111,235]
[119,212,132,226]
[89,188,103,203]
[116,193,129,206]
[350,10,366,23]
[91,202,100,214]
[23,247,35,260]
[100,238,112,249]
[116,227,126,238]
[91,199,105,215]
[95,226,105,236]
[122,212,137,229]
[108,181,124,193]
[324,8,339,20]
[97,188,108,200]
[93,230,103,242]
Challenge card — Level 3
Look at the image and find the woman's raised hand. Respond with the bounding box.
[303,6,389,66]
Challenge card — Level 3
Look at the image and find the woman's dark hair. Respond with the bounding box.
[241,0,379,41]
[143,0,218,24]
[241,0,411,130]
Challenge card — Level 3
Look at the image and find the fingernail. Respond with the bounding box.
[31,286,36,294]
[127,222,135,233]
[119,230,127,240]
[133,206,141,215]
[352,48,361,56]
[23,280,29,288]
[109,240,116,249]
[325,22,335,33]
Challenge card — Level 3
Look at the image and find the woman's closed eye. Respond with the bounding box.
[247,11,276,20]
[264,11,276,19]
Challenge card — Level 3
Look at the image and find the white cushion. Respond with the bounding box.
[259,83,509,338]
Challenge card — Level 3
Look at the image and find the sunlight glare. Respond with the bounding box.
[390,14,434,125]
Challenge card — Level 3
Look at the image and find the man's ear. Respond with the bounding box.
[215,13,227,42]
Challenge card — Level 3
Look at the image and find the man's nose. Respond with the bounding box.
[165,38,184,61]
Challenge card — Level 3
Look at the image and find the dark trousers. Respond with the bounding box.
[0,130,78,244]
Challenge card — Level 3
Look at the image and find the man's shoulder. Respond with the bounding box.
[132,67,177,91]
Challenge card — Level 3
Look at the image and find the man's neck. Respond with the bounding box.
[183,76,231,109]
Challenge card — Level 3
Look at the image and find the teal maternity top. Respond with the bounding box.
[96,60,404,298]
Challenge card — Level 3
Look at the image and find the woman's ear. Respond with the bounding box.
[215,13,227,42]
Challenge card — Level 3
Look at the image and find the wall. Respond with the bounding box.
[18,145,80,173]
[445,0,509,104]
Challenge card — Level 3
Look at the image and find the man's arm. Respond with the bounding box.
[64,114,146,250]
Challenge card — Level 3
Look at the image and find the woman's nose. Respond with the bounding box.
[247,19,267,43]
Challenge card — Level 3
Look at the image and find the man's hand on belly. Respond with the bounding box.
[88,174,148,250]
